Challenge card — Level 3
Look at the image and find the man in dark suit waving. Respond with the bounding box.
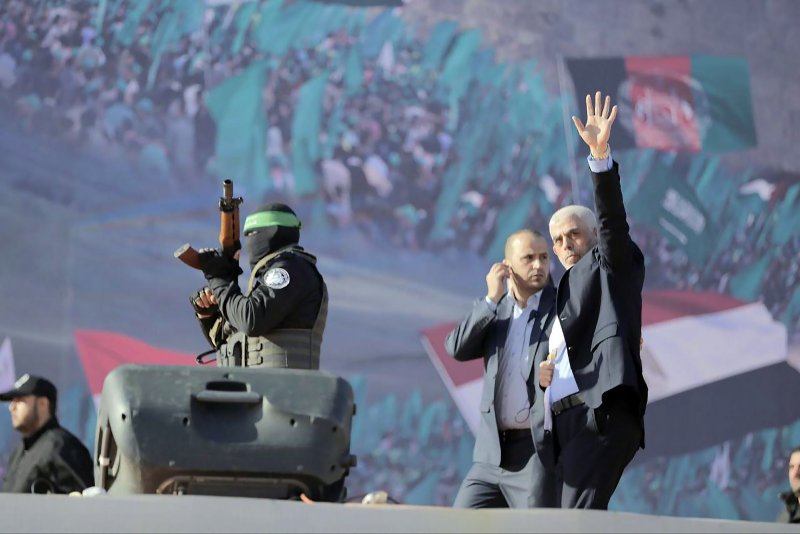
[538,90,648,509]
[445,229,559,508]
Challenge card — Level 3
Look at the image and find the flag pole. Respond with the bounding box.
[556,55,582,206]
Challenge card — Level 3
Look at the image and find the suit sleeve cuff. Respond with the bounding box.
[587,146,614,173]
[484,297,498,313]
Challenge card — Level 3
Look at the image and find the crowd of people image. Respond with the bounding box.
[0,0,799,522]
[2,0,796,336]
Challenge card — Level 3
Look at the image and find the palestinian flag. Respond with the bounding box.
[74,329,196,409]
[565,56,757,152]
[420,322,484,435]
[421,291,796,458]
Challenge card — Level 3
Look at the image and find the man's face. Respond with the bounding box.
[505,234,550,294]
[8,395,43,435]
[550,215,596,269]
[789,451,800,495]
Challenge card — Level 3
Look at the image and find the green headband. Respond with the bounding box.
[243,211,302,234]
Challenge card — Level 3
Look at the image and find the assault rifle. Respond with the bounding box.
[174,179,243,269]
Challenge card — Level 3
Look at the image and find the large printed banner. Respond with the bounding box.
[1,0,798,519]
[565,56,757,152]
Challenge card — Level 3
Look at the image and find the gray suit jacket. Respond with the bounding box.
[445,285,557,467]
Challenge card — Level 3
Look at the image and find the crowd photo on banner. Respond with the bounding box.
[0,0,799,521]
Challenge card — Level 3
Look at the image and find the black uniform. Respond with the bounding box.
[2,418,94,494]
[196,243,328,370]
[202,247,324,340]
[194,202,327,369]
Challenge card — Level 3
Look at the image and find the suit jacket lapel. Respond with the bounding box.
[525,285,556,380]
[494,295,514,362]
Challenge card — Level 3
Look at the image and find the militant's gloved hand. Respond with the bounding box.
[197,248,243,280]
[190,287,219,317]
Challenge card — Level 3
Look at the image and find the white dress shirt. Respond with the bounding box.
[547,316,580,404]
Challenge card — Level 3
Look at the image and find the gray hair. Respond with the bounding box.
[549,205,598,234]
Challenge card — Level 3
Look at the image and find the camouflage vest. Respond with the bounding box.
[216,245,328,369]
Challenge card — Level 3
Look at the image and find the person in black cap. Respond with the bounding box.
[191,202,328,369]
[1,374,94,494]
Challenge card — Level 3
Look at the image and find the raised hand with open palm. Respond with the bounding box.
[571,91,617,159]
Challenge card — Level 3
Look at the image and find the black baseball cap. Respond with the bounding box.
[0,374,57,405]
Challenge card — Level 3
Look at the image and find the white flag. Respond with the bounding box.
[0,338,17,391]
[738,178,776,202]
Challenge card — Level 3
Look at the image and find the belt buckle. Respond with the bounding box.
[552,393,576,416]
[500,429,527,444]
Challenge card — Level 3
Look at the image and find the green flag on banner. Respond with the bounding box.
[230,1,259,56]
[729,249,777,301]
[291,73,328,195]
[628,158,719,264]
[692,157,726,212]
[485,188,537,259]
[302,5,349,48]
[782,288,800,329]
[94,0,107,32]
[400,390,423,437]
[770,183,800,245]
[343,46,363,94]
[457,433,474,477]
[254,0,310,56]
[115,0,151,46]
[422,20,458,70]
[428,162,471,242]
[439,29,481,88]
[429,105,494,241]
[417,402,446,447]
[361,9,403,59]
[176,0,205,36]
[723,182,766,238]
[691,55,758,152]
[146,9,179,89]
[206,61,271,197]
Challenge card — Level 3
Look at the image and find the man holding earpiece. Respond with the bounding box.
[445,229,559,509]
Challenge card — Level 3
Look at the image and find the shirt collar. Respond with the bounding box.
[508,289,542,313]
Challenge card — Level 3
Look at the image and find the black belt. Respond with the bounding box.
[551,392,585,416]
[499,428,531,444]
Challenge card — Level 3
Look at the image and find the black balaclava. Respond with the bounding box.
[243,203,301,270]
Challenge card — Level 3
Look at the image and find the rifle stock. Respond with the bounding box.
[175,179,243,270]
[174,243,202,269]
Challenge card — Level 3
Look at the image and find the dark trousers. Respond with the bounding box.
[453,433,559,509]
[553,397,642,509]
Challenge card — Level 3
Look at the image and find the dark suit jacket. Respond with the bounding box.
[555,162,648,447]
[445,285,557,467]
